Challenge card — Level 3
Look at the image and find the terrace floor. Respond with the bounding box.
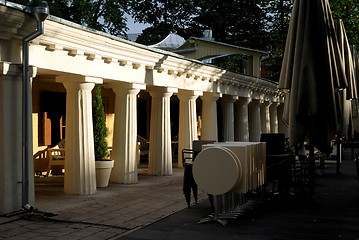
[1,150,359,239]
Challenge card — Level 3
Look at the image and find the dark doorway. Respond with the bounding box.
[39,92,66,147]
[217,99,224,142]
[170,95,179,140]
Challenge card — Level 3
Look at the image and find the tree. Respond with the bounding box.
[131,0,270,50]
[129,0,195,27]
[92,86,108,161]
[330,0,359,47]
[192,0,269,49]
[129,0,196,44]
[135,22,174,45]
[12,0,129,36]
[260,0,293,82]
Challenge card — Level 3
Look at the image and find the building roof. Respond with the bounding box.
[149,32,186,50]
[174,37,269,55]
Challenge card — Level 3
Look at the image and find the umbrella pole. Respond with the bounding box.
[336,142,341,175]
[308,143,316,202]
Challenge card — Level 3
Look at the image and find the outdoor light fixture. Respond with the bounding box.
[22,1,49,213]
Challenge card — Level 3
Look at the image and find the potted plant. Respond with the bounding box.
[93,86,114,187]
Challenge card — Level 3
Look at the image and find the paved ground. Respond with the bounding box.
[0,168,207,239]
[122,151,359,240]
[1,150,359,239]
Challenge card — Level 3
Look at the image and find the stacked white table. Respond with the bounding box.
[192,142,266,225]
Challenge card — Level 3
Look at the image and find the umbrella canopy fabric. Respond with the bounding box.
[334,19,357,139]
[335,19,357,100]
[350,45,359,134]
[279,0,348,153]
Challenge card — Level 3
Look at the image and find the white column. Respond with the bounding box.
[0,63,35,214]
[63,79,97,195]
[277,103,289,137]
[148,87,177,175]
[221,95,237,141]
[249,100,262,142]
[260,101,272,134]
[235,97,251,142]
[270,102,280,133]
[178,90,201,168]
[201,92,220,141]
[110,83,145,183]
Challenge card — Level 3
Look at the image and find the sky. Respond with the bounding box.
[125,13,151,34]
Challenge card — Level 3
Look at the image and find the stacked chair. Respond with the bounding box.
[182,140,215,208]
[260,133,292,199]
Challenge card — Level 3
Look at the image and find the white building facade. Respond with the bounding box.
[0,2,287,214]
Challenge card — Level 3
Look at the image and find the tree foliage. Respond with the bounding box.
[260,0,293,81]
[131,0,270,49]
[193,0,269,49]
[330,0,359,47]
[130,0,292,81]
[135,22,174,45]
[129,0,197,44]
[12,0,129,36]
[129,0,195,27]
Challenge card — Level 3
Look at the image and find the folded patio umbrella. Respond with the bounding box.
[351,45,359,94]
[279,0,348,154]
[334,19,357,139]
[350,45,359,133]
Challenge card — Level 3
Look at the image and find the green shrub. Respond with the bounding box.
[92,86,108,161]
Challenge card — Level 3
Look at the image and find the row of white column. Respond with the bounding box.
[0,65,286,212]
[55,79,286,195]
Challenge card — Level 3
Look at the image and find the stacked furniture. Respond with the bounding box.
[192,142,266,225]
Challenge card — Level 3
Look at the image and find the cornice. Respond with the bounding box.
[0,3,37,40]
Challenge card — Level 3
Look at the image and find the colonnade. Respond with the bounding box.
[57,79,287,194]
[0,68,286,199]
[58,81,284,194]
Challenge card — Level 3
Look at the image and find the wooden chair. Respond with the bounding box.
[137,135,149,164]
[46,146,65,177]
[33,149,49,174]
[33,139,65,177]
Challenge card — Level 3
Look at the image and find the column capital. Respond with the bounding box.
[201,92,221,101]
[270,102,281,108]
[237,97,252,105]
[261,101,272,108]
[0,62,19,76]
[62,81,95,92]
[108,82,146,90]
[57,75,103,84]
[147,86,178,98]
[177,89,203,100]
[250,99,263,106]
[221,94,238,103]
[110,82,145,96]
[0,62,37,78]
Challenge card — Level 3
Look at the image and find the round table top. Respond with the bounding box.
[193,147,240,195]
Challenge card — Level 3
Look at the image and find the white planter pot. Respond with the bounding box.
[95,160,114,187]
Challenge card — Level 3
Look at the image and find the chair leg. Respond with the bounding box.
[46,164,52,177]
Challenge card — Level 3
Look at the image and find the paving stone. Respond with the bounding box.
[0,168,209,239]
